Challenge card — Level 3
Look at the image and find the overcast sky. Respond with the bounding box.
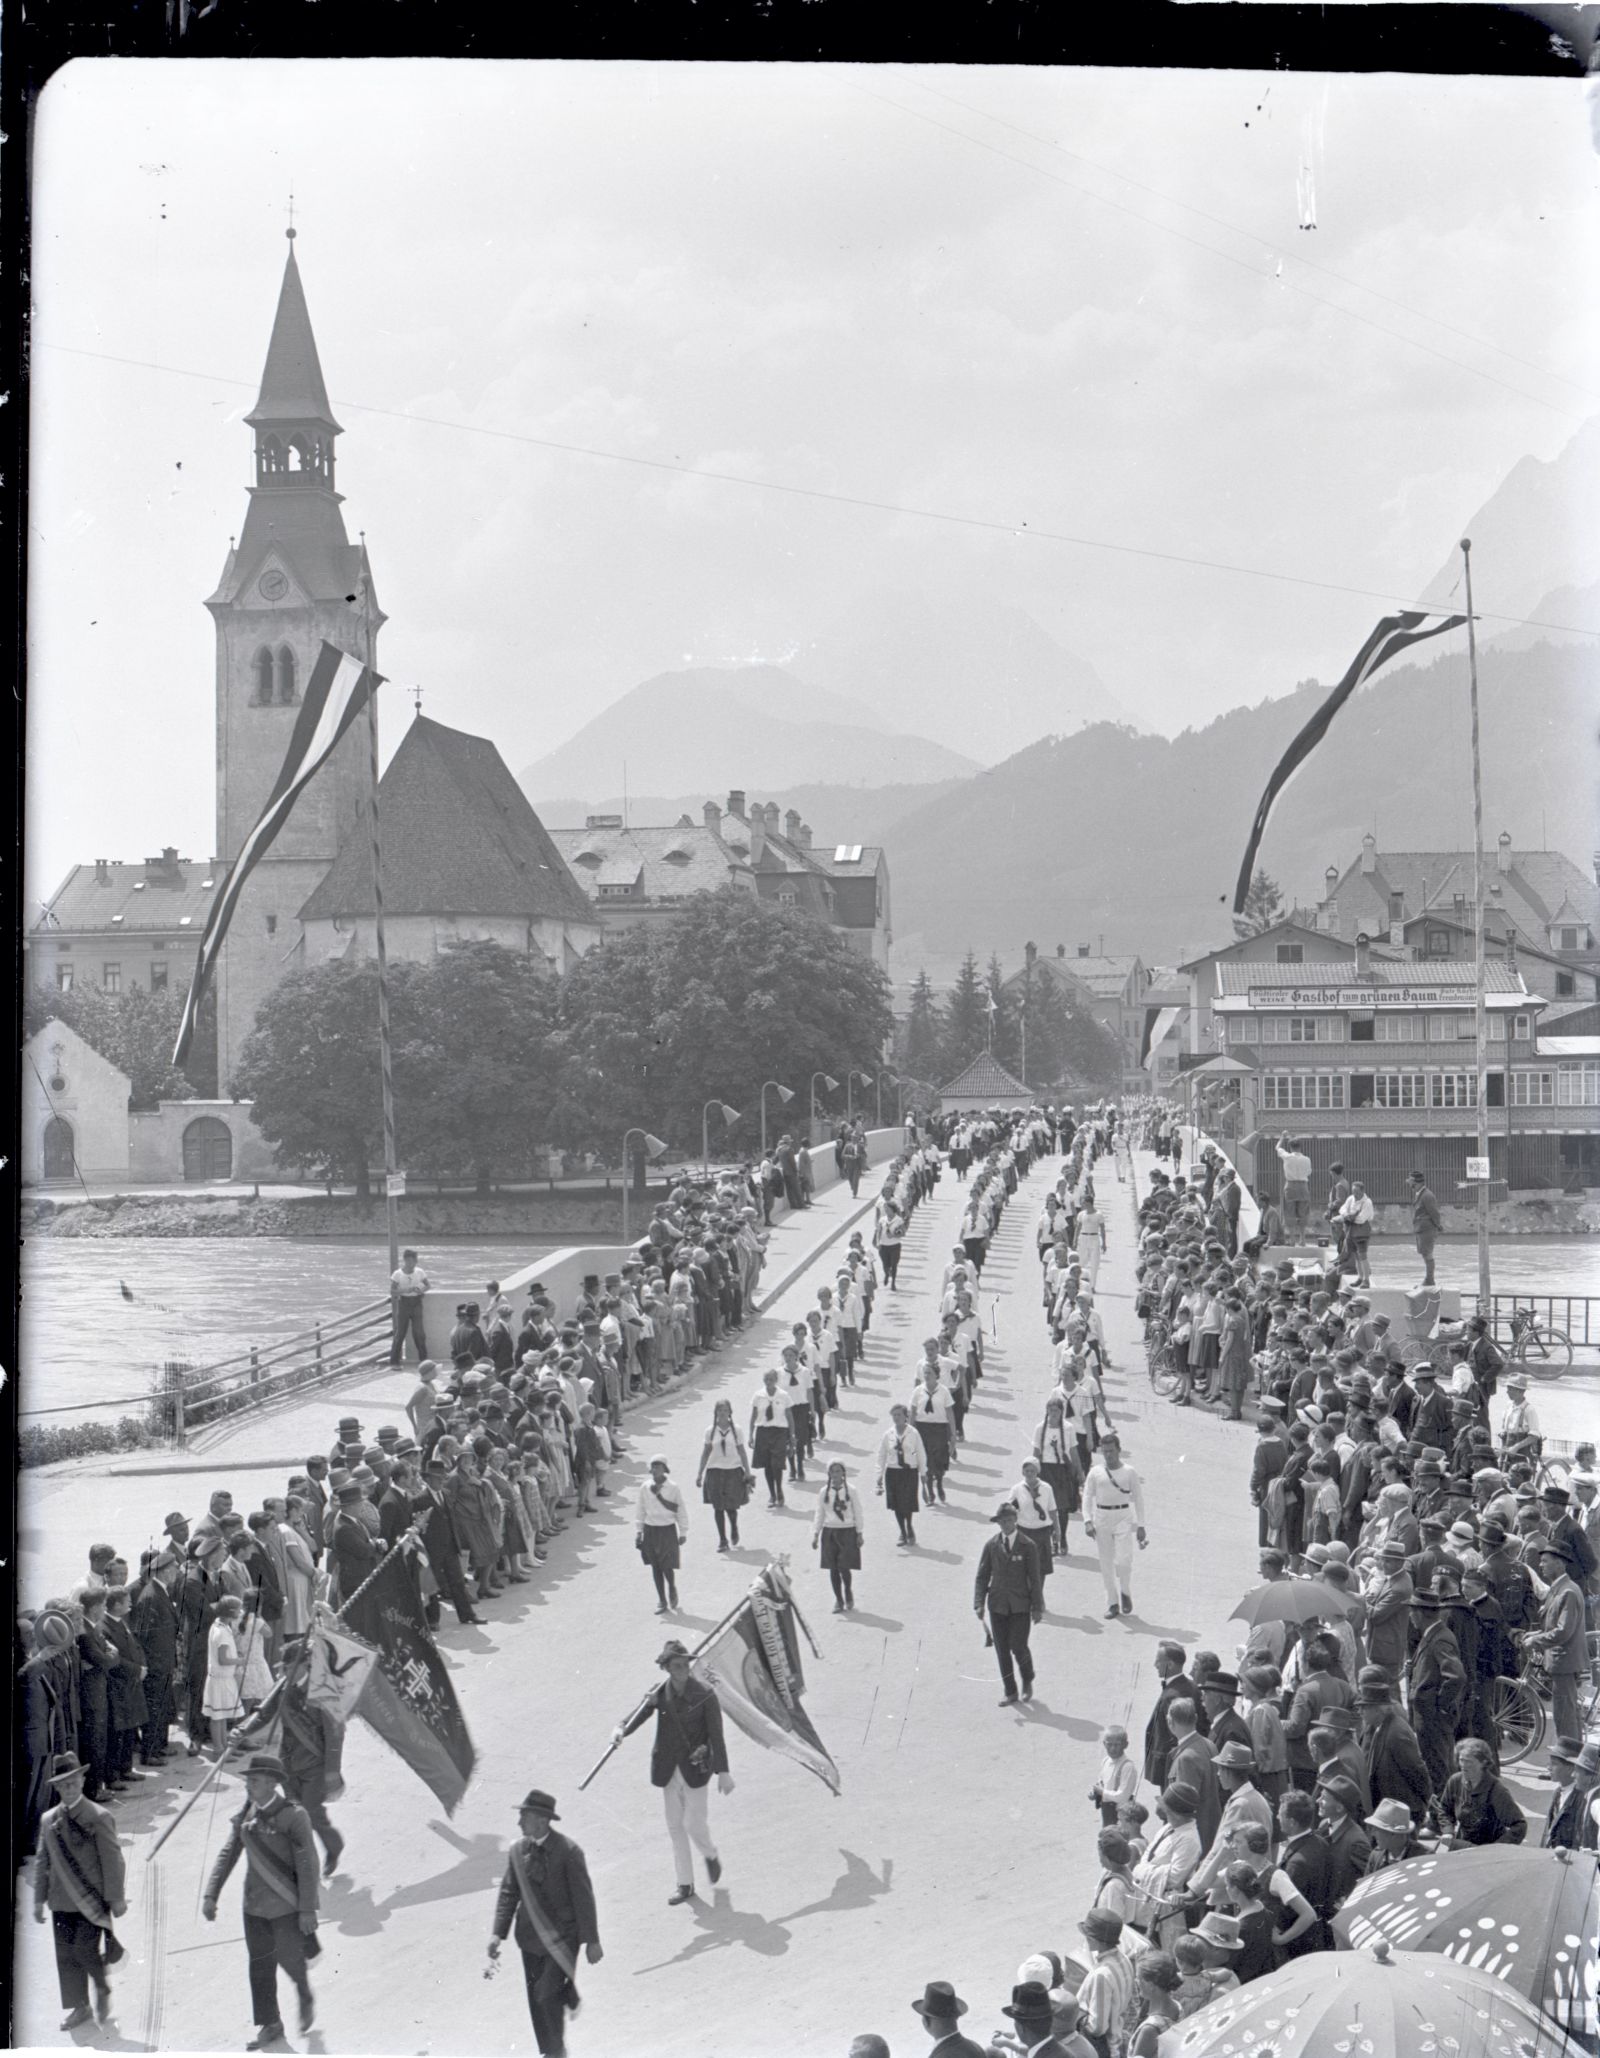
[25,59,1600,900]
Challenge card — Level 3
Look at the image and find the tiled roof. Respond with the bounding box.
[551,822,749,904]
[1061,955,1140,998]
[1325,849,1600,955]
[939,1052,1032,1100]
[301,716,596,925]
[34,858,228,935]
[809,844,884,875]
[1177,923,1352,973]
[1214,959,1528,995]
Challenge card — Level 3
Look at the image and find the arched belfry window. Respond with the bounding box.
[275,647,297,705]
[252,647,275,705]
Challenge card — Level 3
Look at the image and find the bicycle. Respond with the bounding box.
[1143,1315,1182,1400]
[1491,1630,1600,1765]
[1506,1305,1573,1380]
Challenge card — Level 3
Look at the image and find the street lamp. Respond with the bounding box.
[760,1081,795,1156]
[702,1099,741,1174]
[846,1070,873,1123]
[620,1127,669,1247]
[810,1072,840,1138]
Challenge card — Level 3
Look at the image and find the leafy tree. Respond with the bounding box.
[1234,866,1285,940]
[941,951,987,1075]
[404,942,560,1193]
[1027,971,1123,1092]
[902,969,942,1086]
[23,981,206,1109]
[232,959,429,1198]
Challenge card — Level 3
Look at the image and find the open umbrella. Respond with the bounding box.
[1229,1578,1358,1630]
[1334,1846,1599,2053]
[1158,1941,1590,2056]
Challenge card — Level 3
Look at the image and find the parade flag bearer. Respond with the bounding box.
[611,1639,734,1905]
[203,1750,321,2049]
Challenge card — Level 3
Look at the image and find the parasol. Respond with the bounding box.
[1229,1578,1358,1629]
[1158,1940,1591,2057]
[1334,1845,1599,2052]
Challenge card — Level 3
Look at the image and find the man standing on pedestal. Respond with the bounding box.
[487,1789,602,2058]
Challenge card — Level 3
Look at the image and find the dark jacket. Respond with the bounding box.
[973,1530,1044,1618]
[104,1615,149,1732]
[330,1509,381,1600]
[1277,1829,1336,1952]
[1409,1619,1467,1727]
[1283,1669,1353,1776]
[622,1677,730,1790]
[1440,1772,1527,1847]
[1324,1816,1372,1907]
[131,1576,180,1675]
[1364,1573,1414,1676]
[1143,1669,1205,1787]
[492,1830,600,1953]
[1361,1704,1432,1820]
[1250,1433,1288,1505]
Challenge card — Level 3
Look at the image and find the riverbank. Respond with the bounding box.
[23,1188,644,1239]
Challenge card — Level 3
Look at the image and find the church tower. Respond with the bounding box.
[206,231,384,1088]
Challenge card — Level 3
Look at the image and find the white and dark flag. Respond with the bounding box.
[1231,609,1465,917]
[173,640,382,1068]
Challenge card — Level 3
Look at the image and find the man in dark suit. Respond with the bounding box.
[613,1640,732,1905]
[1283,1642,1353,1791]
[1200,1672,1253,1761]
[1166,1700,1222,1850]
[131,1551,180,1765]
[1408,1593,1467,1800]
[328,1479,380,1610]
[488,1788,601,2058]
[973,1501,1044,1707]
[908,1979,986,2058]
[1250,1409,1289,1547]
[1357,1667,1431,1824]
[411,1459,483,1627]
[1143,1641,1205,1787]
[1275,1788,1335,1957]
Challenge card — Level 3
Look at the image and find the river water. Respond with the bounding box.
[17,1229,1600,1427]
[17,1236,546,1425]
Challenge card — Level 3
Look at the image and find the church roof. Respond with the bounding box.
[300,716,597,926]
[245,239,342,431]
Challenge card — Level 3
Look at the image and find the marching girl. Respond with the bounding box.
[636,1455,689,1614]
[811,1462,864,1613]
[695,1400,753,1552]
[1033,1391,1081,1551]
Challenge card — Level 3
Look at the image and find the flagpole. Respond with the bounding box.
[579,1573,769,1791]
[1461,539,1492,1314]
[145,1607,274,1861]
[360,550,401,1277]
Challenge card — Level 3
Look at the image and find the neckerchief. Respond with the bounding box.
[831,1488,850,1522]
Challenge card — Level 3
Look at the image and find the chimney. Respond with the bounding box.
[94,859,110,885]
[703,801,721,831]
[750,814,766,860]
[1077,944,1090,958]
[1506,930,1518,974]
[1324,865,1339,892]
[784,808,802,841]
[763,801,782,832]
[1056,943,1066,959]
[726,789,746,819]
[796,822,812,850]
[1355,933,1371,977]
[1360,832,1377,875]
[1497,830,1512,874]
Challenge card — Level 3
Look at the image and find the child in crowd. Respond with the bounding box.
[1091,1725,1139,1826]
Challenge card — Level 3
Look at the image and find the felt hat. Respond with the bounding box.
[1540,1485,1570,1506]
[163,1511,188,1534]
[376,1425,401,1445]
[1192,1913,1244,1951]
[244,1753,285,1781]
[1419,1515,1448,1534]
[1480,1519,1508,1547]
[655,1640,691,1667]
[337,1416,362,1434]
[1447,1519,1477,1546]
[1214,1740,1256,1772]
[1318,1774,1366,1817]
[911,1981,968,2019]
[1357,1664,1395,1697]
[1202,1671,1241,1697]
[1549,1739,1600,1774]
[1001,1981,1054,2024]
[517,1789,560,1818]
[1365,1797,1416,1834]
[1313,1704,1359,1734]
[1505,1375,1528,1393]
[48,1751,88,1785]
[335,1480,365,1501]
[327,1468,354,1492]
[1077,1910,1124,1947]
[1160,1781,1199,1818]
[991,1502,1019,1522]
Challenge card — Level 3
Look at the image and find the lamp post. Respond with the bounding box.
[877,1069,902,1128]
[760,1081,795,1156]
[846,1070,873,1124]
[620,1127,668,1248]
[702,1100,741,1175]
[810,1072,840,1141]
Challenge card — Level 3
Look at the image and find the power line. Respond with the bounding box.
[854,82,1595,426]
[906,74,1600,410]
[40,339,1600,640]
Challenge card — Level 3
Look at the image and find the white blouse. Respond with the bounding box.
[812,1487,864,1537]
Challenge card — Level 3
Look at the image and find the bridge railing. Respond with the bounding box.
[172,1297,395,1435]
[1473,1293,1600,1353]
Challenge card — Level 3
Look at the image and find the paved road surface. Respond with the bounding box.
[16,1145,1566,2056]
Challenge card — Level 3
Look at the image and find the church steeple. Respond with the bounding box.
[244,232,342,489]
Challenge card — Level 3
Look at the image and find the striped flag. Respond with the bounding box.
[173,641,382,1067]
[1231,609,1465,916]
[692,1562,840,1795]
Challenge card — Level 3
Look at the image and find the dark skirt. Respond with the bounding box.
[1040,1460,1079,1517]
[918,1421,952,1474]
[1196,1331,1221,1371]
[787,1403,814,1442]
[819,1527,861,1572]
[884,1468,920,1517]
[1018,1523,1054,1575]
[702,1468,750,1512]
[752,1424,790,1468]
[641,1525,681,1571]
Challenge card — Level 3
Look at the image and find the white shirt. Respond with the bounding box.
[636,1479,688,1537]
[877,1424,926,1479]
[1083,1460,1145,1525]
[391,1265,429,1297]
[750,1384,786,1428]
[812,1486,864,1537]
[908,1382,953,1428]
[1010,1477,1058,1530]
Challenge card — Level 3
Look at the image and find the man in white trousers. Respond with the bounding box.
[1082,1432,1147,1620]
[612,1641,734,1906]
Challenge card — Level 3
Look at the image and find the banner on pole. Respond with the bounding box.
[339,1549,476,1814]
[692,1563,840,1795]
